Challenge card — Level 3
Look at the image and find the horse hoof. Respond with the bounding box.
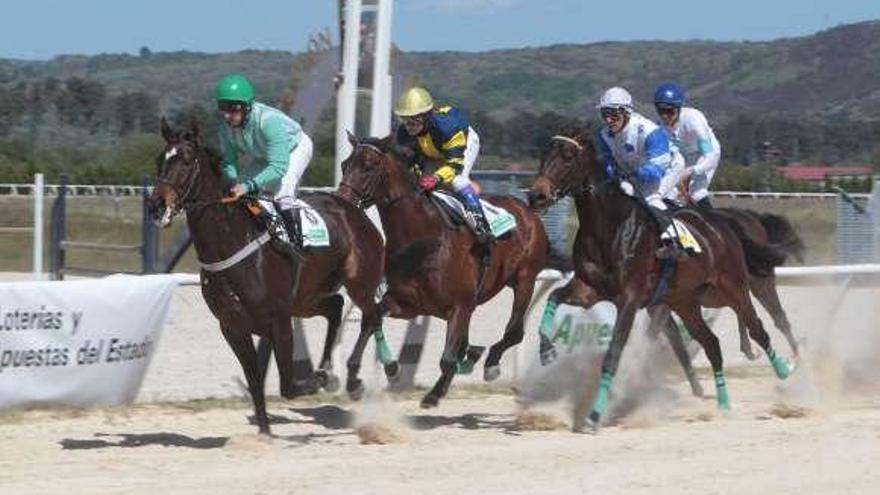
[420,394,439,409]
[285,379,319,399]
[347,379,365,401]
[690,382,705,398]
[323,374,341,393]
[742,348,761,361]
[484,365,501,382]
[539,346,558,366]
[384,361,401,383]
[572,416,600,434]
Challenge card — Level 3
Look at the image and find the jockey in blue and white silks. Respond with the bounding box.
[596,86,687,259]
[596,87,685,211]
[654,82,720,208]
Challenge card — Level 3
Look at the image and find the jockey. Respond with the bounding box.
[596,86,687,259]
[393,86,490,244]
[654,82,721,209]
[216,73,313,255]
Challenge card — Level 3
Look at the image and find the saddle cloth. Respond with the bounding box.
[430,191,517,238]
[661,218,702,253]
[257,198,330,247]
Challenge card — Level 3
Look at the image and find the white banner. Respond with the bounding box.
[0,274,178,408]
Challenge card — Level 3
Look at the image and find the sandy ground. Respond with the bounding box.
[1,273,880,494]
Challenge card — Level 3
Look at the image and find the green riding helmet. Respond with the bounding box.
[216,74,255,104]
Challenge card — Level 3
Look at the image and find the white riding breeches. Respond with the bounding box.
[687,153,720,202]
[644,153,685,210]
[461,126,480,179]
[274,134,313,210]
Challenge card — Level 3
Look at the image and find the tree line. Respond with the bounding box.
[1,76,878,191]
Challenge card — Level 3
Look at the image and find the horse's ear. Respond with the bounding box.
[160,117,174,143]
[346,130,357,147]
[188,117,202,145]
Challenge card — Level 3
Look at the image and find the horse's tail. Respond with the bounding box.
[722,216,787,278]
[754,211,805,264]
[387,238,442,281]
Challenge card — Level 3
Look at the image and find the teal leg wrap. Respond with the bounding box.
[590,372,613,418]
[714,371,731,411]
[767,348,791,379]
[373,327,394,365]
[538,300,559,339]
[455,359,475,375]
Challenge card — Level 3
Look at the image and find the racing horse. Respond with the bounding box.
[148,119,387,434]
[337,133,548,408]
[527,124,795,432]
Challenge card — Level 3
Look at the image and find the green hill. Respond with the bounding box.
[1,20,879,184]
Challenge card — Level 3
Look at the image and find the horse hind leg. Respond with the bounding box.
[313,294,344,393]
[220,324,271,435]
[722,280,793,380]
[422,305,473,409]
[674,304,730,412]
[648,305,704,397]
[484,273,535,381]
[751,275,800,358]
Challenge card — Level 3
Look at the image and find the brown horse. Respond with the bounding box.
[528,125,794,432]
[337,134,548,408]
[148,119,387,435]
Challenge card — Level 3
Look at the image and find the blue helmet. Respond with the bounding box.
[654,83,686,107]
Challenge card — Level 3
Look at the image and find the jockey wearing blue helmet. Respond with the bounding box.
[654,82,721,209]
[596,87,688,259]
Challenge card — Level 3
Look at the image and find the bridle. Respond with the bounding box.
[338,142,406,209]
[538,135,597,203]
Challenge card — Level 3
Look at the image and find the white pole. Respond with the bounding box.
[369,0,394,138]
[32,173,44,280]
[334,0,362,187]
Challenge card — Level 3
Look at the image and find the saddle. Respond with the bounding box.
[428,190,517,239]
[243,198,331,250]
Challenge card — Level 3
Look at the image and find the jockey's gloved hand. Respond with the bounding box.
[418,174,439,192]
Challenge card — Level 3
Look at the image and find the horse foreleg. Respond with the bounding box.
[648,305,703,397]
[484,273,535,381]
[313,294,344,393]
[220,324,270,435]
[538,277,601,366]
[577,296,638,433]
[421,305,473,409]
[256,336,273,381]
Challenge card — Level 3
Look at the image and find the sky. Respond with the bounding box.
[2,0,879,60]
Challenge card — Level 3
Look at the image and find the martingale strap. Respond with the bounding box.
[199,232,272,272]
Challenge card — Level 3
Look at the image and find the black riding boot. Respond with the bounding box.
[278,208,304,257]
[649,206,686,260]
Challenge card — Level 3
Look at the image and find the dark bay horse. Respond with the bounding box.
[148,119,387,435]
[528,126,794,432]
[337,134,548,408]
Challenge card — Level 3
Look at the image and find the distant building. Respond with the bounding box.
[780,164,874,187]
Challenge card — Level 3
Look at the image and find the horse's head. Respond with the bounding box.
[149,117,214,227]
[337,132,409,208]
[528,125,597,211]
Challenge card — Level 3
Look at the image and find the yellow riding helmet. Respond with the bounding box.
[394,87,434,117]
